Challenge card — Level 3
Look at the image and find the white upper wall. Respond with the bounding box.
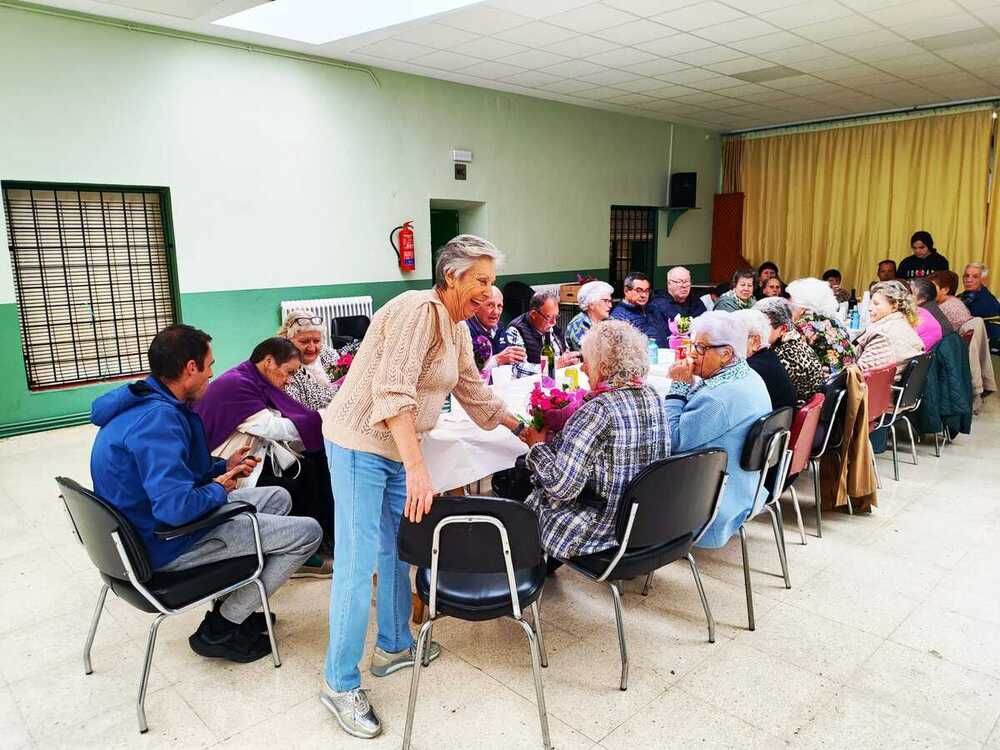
[0,6,719,302]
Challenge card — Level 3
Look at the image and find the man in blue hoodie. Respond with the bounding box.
[90,324,321,663]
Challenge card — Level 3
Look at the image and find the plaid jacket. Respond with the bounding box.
[524,385,669,559]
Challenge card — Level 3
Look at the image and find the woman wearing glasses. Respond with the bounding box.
[565,280,615,351]
[665,311,772,548]
[279,311,360,411]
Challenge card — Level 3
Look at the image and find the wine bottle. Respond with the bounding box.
[540,334,556,380]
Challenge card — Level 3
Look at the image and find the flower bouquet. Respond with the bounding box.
[326,352,354,387]
[527,383,586,436]
[668,315,693,353]
[472,335,493,379]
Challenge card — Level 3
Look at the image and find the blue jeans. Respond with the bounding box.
[324,441,414,692]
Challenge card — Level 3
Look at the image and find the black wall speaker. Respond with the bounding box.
[669,172,697,208]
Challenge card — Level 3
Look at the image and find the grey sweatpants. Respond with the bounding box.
[157,486,322,623]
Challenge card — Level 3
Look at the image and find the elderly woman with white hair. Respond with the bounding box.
[731,308,796,409]
[855,280,924,374]
[786,277,858,377]
[666,311,772,548]
[565,280,614,351]
[520,319,669,560]
[319,235,528,738]
[278,311,360,410]
[754,297,825,406]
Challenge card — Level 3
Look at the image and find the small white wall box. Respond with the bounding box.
[451,149,473,163]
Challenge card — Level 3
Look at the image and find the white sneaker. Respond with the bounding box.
[370,641,441,677]
[320,684,382,739]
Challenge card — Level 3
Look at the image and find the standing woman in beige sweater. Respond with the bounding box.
[318,235,525,738]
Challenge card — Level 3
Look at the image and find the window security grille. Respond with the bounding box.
[3,184,177,390]
[609,206,658,296]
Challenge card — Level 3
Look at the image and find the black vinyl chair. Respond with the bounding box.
[881,351,934,479]
[552,449,729,691]
[397,496,551,750]
[501,281,536,325]
[738,407,794,631]
[808,370,849,537]
[330,314,370,345]
[55,478,280,734]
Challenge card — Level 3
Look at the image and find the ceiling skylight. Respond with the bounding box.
[214,0,479,45]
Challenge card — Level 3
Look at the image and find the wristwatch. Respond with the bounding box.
[512,422,526,437]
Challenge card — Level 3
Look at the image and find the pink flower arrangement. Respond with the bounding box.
[527,384,586,433]
[668,315,692,351]
[327,352,354,384]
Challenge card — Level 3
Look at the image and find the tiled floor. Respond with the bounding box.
[2,397,1000,749]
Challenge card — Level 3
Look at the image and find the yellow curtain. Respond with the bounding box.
[732,110,993,289]
[984,117,1000,276]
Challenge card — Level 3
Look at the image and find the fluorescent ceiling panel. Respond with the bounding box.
[214,0,480,44]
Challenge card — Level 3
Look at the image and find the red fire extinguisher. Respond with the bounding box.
[390,222,415,272]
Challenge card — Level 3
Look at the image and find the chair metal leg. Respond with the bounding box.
[514,618,553,750]
[607,582,629,691]
[402,618,435,750]
[788,485,807,545]
[84,583,109,675]
[137,614,166,734]
[641,571,653,596]
[869,443,880,493]
[890,423,900,481]
[686,554,715,644]
[421,618,435,667]
[903,416,918,466]
[738,526,755,631]
[253,579,281,668]
[810,459,823,539]
[766,505,791,589]
[933,429,941,457]
[529,601,548,668]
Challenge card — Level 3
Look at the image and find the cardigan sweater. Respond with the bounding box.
[322,290,510,462]
[855,311,924,375]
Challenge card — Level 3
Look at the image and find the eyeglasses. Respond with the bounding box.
[690,342,731,356]
[293,315,323,326]
[630,287,651,295]
[534,311,558,323]
[668,279,691,287]
[596,297,613,304]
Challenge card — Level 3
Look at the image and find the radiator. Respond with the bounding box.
[281,296,374,335]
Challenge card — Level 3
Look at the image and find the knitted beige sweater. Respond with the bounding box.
[322,289,511,462]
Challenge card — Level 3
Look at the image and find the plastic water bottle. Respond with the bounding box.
[647,339,658,365]
[850,307,860,330]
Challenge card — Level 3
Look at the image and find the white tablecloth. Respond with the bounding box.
[423,368,672,492]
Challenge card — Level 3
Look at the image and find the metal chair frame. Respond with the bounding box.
[806,387,848,538]
[402,514,551,750]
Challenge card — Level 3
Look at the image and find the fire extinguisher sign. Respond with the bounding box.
[390,222,416,272]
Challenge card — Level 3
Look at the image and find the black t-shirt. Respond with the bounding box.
[897,251,948,279]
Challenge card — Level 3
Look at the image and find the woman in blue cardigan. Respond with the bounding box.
[665,311,772,548]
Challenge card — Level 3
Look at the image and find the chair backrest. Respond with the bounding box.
[740,407,794,472]
[55,477,153,583]
[863,363,897,424]
[615,449,728,550]
[501,281,536,324]
[397,495,542,573]
[896,351,934,410]
[788,393,825,476]
[811,369,848,454]
[331,314,370,341]
[960,329,973,344]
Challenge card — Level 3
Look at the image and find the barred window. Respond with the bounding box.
[2,183,178,390]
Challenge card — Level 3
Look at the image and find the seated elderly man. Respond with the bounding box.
[732,308,796,409]
[90,325,322,663]
[961,262,1000,352]
[519,320,669,562]
[611,271,669,346]
[465,285,527,370]
[876,259,897,284]
[506,290,581,378]
[565,280,614,351]
[651,265,707,324]
[665,312,772,549]
[754,297,824,406]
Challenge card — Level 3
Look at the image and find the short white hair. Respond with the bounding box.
[577,280,614,311]
[786,277,838,317]
[730,309,772,349]
[581,319,650,387]
[278,309,326,344]
[965,262,989,278]
[689,310,749,362]
[667,266,691,281]
[755,296,794,330]
[434,235,503,289]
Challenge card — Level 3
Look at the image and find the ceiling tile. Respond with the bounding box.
[837,0,912,11]
[461,60,529,78]
[915,26,999,51]
[938,40,1000,63]
[543,3,639,33]
[976,6,1000,26]
[694,17,781,43]
[541,58,607,77]
[500,48,571,67]
[864,0,962,25]
[759,0,853,28]
[687,74,744,90]
[452,36,528,59]
[544,34,621,57]
[624,57,693,75]
[601,0,706,16]
[760,43,833,64]
[670,90,732,105]
[591,18,677,44]
[578,68,644,84]
[410,50,483,71]
[501,69,565,86]
[791,54,856,73]
[651,1,746,31]
[891,14,983,40]
[705,56,772,74]
[713,81,773,97]
[439,6,534,33]
[485,0,595,20]
[822,29,904,53]
[572,85,632,99]
[849,41,925,61]
[605,92,659,105]
[730,0,809,12]
[662,66,731,82]
[792,15,881,41]
[494,21,579,45]
[616,76,683,91]
[874,55,961,77]
[356,39,433,61]
[535,77,600,93]
[672,45,745,65]
[766,73,823,89]
[586,46,658,66]
[634,32,715,55]
[398,23,480,48]
[728,30,805,54]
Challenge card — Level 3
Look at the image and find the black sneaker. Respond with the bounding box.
[189,612,272,663]
[212,601,276,634]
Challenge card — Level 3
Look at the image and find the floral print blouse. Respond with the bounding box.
[283,340,360,411]
[794,311,857,377]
